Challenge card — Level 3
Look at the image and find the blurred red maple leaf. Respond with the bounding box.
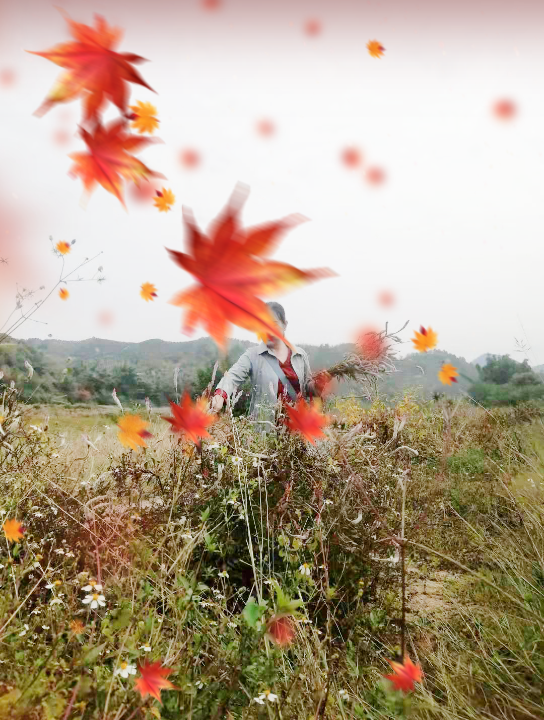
[341,147,362,169]
[179,148,201,169]
[492,99,517,120]
[365,167,386,185]
[68,118,166,208]
[384,656,423,693]
[167,183,336,351]
[134,660,177,704]
[162,392,216,446]
[266,614,296,647]
[355,326,388,362]
[304,19,322,37]
[284,398,329,444]
[27,11,155,123]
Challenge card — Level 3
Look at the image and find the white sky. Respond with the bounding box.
[1,0,543,365]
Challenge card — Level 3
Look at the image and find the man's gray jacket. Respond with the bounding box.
[215,342,314,433]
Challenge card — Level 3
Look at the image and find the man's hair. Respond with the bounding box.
[266,301,286,327]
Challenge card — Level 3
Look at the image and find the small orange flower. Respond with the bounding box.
[59,287,69,301]
[70,619,85,635]
[153,188,175,213]
[384,655,424,693]
[438,363,459,386]
[3,518,25,543]
[411,326,438,353]
[140,282,158,302]
[56,241,71,255]
[117,414,153,453]
[367,40,385,58]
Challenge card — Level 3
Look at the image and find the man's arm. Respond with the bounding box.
[211,351,252,411]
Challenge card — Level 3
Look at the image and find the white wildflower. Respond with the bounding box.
[230,456,243,466]
[218,570,229,578]
[81,580,102,592]
[139,644,152,652]
[114,661,137,679]
[299,563,311,576]
[338,689,349,700]
[19,624,29,636]
[112,388,123,412]
[82,592,106,609]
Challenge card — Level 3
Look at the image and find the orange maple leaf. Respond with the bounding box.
[68,118,165,209]
[27,11,155,123]
[384,656,424,693]
[153,188,175,213]
[167,183,336,351]
[162,392,216,446]
[266,614,296,647]
[59,287,69,300]
[284,398,329,444]
[367,40,385,58]
[140,282,157,301]
[438,363,459,386]
[56,241,71,255]
[117,414,153,452]
[411,326,438,353]
[3,518,25,543]
[129,100,159,135]
[134,660,177,704]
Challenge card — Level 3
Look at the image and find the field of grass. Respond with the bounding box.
[1,385,544,719]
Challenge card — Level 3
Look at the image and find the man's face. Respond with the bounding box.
[266,315,285,347]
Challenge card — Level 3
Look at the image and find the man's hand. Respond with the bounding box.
[210,394,225,413]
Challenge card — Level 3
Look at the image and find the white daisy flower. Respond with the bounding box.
[114,661,137,679]
[254,695,265,705]
[230,456,243,465]
[218,570,229,578]
[139,645,152,652]
[45,580,62,589]
[49,598,64,606]
[299,563,311,576]
[19,624,29,636]
[195,680,204,689]
[338,689,349,700]
[81,580,103,593]
[41,625,50,630]
[82,592,106,609]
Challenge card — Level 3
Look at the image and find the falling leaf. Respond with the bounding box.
[117,414,152,452]
[266,614,295,647]
[70,619,85,635]
[493,99,517,120]
[162,392,216,446]
[384,656,423,693]
[304,19,322,37]
[52,129,72,147]
[129,100,159,135]
[153,188,175,213]
[59,287,69,300]
[179,148,201,169]
[311,370,334,398]
[365,167,386,185]
[284,398,329,444]
[411,326,438,353]
[27,12,155,123]
[367,40,385,58]
[3,518,24,543]
[201,0,222,10]
[341,147,362,169]
[0,68,15,87]
[56,241,71,255]
[68,118,165,209]
[140,282,158,301]
[438,363,459,386]
[167,183,336,351]
[134,660,177,704]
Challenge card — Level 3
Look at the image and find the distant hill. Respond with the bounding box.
[0,335,483,405]
[471,353,493,368]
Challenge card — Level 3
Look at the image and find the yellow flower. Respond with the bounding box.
[129,101,159,135]
[153,188,175,213]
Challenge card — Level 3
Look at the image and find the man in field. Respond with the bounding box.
[210,302,318,433]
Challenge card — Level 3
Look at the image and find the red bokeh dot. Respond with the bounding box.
[377,290,395,308]
[256,119,275,137]
[492,99,517,120]
[96,310,115,326]
[365,167,386,186]
[0,68,15,87]
[341,147,362,169]
[179,148,201,169]
[129,179,163,204]
[304,18,322,36]
[52,129,72,147]
[354,325,388,362]
[201,0,222,9]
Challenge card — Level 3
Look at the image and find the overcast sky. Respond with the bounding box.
[1,0,543,364]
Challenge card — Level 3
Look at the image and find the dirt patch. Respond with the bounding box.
[406,568,458,622]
